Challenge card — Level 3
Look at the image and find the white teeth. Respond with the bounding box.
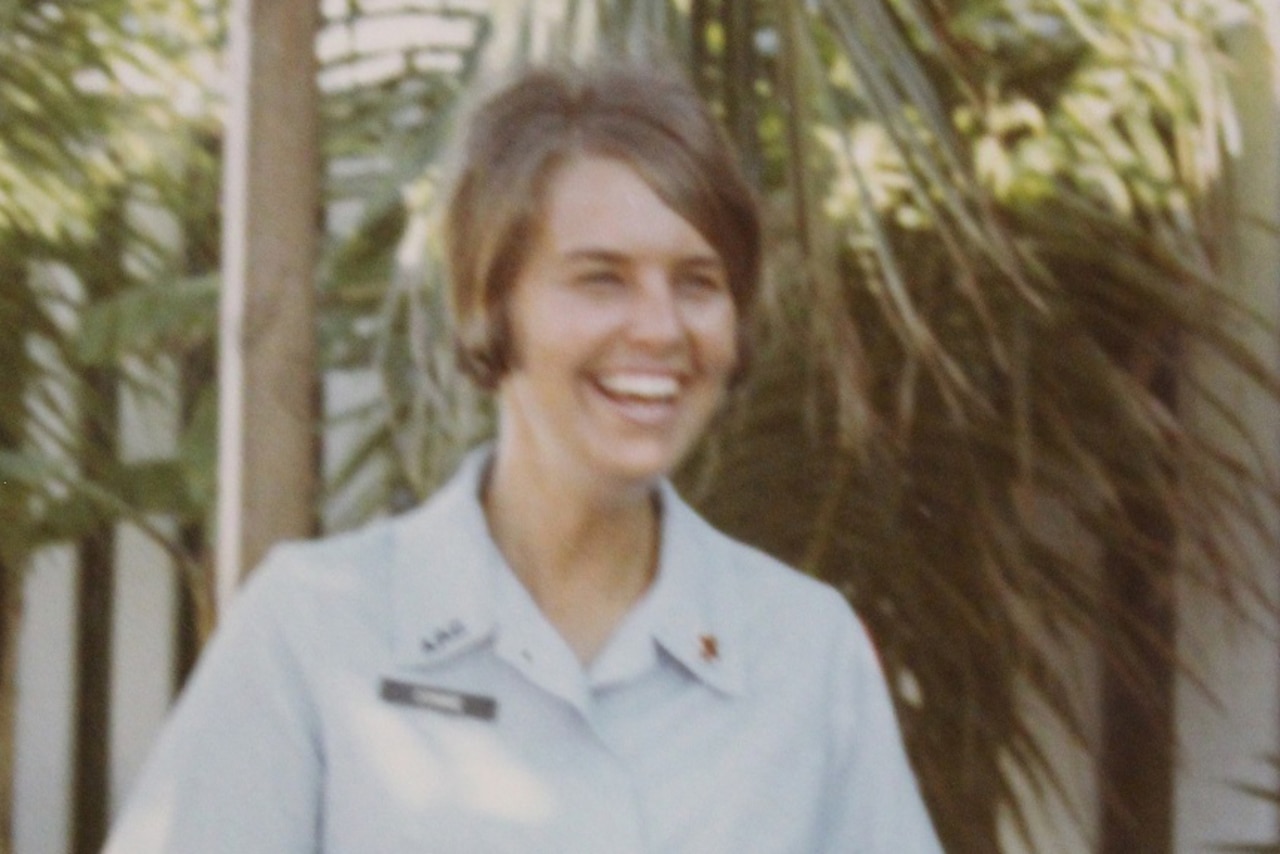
[598,373,680,400]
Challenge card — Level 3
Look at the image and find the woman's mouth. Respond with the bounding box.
[597,372,681,401]
[593,372,683,424]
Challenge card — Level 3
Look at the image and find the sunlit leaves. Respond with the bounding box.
[0,0,220,613]
[0,0,214,243]
[27,0,1258,849]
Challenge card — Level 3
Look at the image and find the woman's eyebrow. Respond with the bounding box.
[676,255,727,272]
[562,248,628,264]
[563,248,725,270]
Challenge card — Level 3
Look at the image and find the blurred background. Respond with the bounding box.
[4,0,1280,852]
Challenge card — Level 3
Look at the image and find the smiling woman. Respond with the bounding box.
[497,156,739,508]
[101,59,942,853]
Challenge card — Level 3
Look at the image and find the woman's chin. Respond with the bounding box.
[579,439,689,491]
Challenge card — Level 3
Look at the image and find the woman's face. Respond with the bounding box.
[496,155,738,491]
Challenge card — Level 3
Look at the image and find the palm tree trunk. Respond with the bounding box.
[70,523,116,854]
[1098,349,1179,854]
[721,0,760,184]
[70,197,127,854]
[70,357,120,854]
[0,247,29,854]
[176,127,221,676]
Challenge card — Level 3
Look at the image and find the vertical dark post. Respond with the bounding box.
[70,200,126,854]
[722,0,760,185]
[71,523,116,854]
[0,249,28,854]
[0,556,17,854]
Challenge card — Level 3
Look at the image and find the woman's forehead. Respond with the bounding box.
[537,156,721,262]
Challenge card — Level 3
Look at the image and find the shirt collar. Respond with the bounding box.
[636,479,746,697]
[387,447,746,698]
[388,449,502,669]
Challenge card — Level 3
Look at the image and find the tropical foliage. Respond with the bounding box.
[0,1,219,849]
[336,1,1280,851]
[5,0,1280,852]
[0,0,219,583]
[14,8,221,524]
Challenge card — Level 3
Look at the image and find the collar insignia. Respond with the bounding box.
[699,633,720,663]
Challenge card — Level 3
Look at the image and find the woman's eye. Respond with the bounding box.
[678,273,726,295]
[576,269,625,288]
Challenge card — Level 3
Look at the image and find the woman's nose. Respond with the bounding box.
[627,276,683,346]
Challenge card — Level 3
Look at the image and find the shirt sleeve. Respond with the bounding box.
[821,602,944,853]
[103,549,323,854]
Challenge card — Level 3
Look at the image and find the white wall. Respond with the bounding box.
[1174,16,1280,852]
[13,549,77,854]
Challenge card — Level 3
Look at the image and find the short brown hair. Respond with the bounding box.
[442,59,762,389]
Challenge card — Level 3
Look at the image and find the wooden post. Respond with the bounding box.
[217,0,320,614]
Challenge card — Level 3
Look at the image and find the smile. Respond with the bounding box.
[596,372,681,402]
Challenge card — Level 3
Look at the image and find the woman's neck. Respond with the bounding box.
[482,444,660,663]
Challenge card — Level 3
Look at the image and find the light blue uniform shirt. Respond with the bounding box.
[105,451,943,852]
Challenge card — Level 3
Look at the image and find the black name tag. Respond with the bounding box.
[380,678,498,721]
